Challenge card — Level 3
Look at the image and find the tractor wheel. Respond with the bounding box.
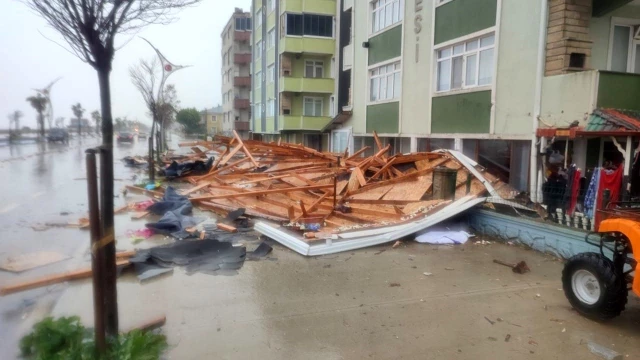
[562,252,627,321]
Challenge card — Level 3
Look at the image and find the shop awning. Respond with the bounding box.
[537,109,640,138]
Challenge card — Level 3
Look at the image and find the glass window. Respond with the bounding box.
[372,0,403,33]
[612,25,631,72]
[286,14,333,37]
[369,60,402,102]
[436,32,495,92]
[305,60,324,78]
[267,65,275,83]
[267,29,275,49]
[256,9,262,27]
[304,97,323,116]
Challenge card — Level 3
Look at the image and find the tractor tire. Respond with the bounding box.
[562,252,627,321]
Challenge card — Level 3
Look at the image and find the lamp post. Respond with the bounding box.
[141,38,189,166]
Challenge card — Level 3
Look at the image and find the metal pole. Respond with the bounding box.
[85,149,106,354]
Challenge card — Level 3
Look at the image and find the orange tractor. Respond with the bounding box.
[563,204,640,320]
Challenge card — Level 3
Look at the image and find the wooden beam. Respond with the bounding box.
[218,143,243,166]
[217,223,237,233]
[1,259,130,296]
[371,158,397,180]
[180,182,211,196]
[190,184,334,201]
[343,199,415,205]
[346,146,370,160]
[196,157,250,182]
[233,130,259,168]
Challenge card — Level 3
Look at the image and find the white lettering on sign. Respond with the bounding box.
[415,0,423,63]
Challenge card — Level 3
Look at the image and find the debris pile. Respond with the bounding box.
[164,130,529,256]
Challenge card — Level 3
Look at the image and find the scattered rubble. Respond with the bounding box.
[493,259,531,274]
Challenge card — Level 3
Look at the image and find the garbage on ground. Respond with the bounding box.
[160,157,214,179]
[587,341,622,360]
[493,259,531,274]
[128,238,246,279]
[122,156,148,167]
[126,228,155,243]
[415,230,473,245]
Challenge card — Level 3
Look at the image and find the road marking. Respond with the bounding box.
[0,203,21,214]
[32,191,46,199]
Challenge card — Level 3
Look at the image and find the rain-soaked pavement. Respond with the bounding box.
[0,135,150,356]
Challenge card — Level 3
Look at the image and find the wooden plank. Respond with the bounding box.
[344,199,415,205]
[346,169,361,192]
[191,184,334,201]
[382,179,428,201]
[233,130,259,168]
[125,185,164,198]
[217,223,237,233]
[180,182,211,196]
[0,259,130,296]
[131,211,149,220]
[349,185,393,201]
[0,252,69,273]
[197,157,250,182]
[346,146,370,160]
[371,158,397,180]
[218,143,243,166]
[114,204,129,214]
[354,167,367,187]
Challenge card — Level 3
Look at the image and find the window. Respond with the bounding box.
[256,71,262,88]
[610,24,640,74]
[303,97,323,116]
[305,60,324,78]
[267,29,275,49]
[369,61,402,102]
[256,9,262,27]
[436,33,494,92]
[267,64,275,83]
[371,0,403,34]
[267,99,275,116]
[286,14,333,37]
[256,40,263,58]
[267,0,275,12]
[235,17,251,31]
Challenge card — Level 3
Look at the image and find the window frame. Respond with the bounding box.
[267,64,275,83]
[267,98,275,117]
[256,9,263,27]
[303,96,324,117]
[368,59,402,104]
[370,0,404,35]
[285,13,334,38]
[304,60,324,78]
[255,70,262,89]
[435,33,495,94]
[267,28,275,49]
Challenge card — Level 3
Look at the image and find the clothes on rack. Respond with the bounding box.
[567,168,581,216]
[542,171,567,220]
[584,167,600,219]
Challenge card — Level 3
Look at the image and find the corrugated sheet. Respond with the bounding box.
[586,109,640,132]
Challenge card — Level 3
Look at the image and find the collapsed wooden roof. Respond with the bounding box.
[177,131,517,246]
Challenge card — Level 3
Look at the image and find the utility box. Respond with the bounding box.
[432,167,457,200]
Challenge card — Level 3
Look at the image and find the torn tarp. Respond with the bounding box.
[129,239,246,279]
[147,186,192,215]
[162,157,214,179]
[145,208,202,239]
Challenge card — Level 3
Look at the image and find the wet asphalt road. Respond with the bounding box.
[0,135,149,356]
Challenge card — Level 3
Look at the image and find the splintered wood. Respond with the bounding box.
[179,131,515,242]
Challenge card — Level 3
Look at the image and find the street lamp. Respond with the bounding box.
[141,38,190,156]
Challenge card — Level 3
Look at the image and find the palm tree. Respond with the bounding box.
[91,110,102,135]
[71,103,85,136]
[7,110,24,143]
[26,94,47,138]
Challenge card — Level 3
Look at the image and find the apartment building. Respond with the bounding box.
[221,8,252,139]
[201,105,224,135]
[331,0,640,202]
[250,0,338,149]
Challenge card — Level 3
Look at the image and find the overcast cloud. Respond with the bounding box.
[1,0,251,128]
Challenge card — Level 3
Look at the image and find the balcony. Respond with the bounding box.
[280,77,334,94]
[234,31,250,42]
[234,98,250,110]
[280,0,336,15]
[234,121,250,131]
[280,36,335,55]
[234,53,251,65]
[540,70,640,128]
[234,76,251,87]
[281,115,332,131]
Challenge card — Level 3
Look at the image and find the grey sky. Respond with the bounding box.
[1,0,251,128]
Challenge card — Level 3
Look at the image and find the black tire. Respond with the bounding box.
[562,252,627,321]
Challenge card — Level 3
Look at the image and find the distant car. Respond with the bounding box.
[47,128,69,143]
[117,132,134,143]
[137,132,148,139]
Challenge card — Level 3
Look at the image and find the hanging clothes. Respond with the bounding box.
[584,167,601,219]
[567,168,581,216]
[594,166,623,228]
[563,165,577,213]
[630,151,640,197]
[543,172,567,220]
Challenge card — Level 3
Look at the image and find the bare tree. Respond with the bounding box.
[23,0,201,342]
[72,103,85,136]
[26,94,47,138]
[130,57,160,180]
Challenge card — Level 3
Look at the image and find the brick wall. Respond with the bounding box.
[545,0,593,76]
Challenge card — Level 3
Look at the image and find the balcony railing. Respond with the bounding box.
[234,76,251,87]
[234,31,250,42]
[234,98,250,109]
[234,121,250,131]
[280,77,334,93]
[234,53,251,64]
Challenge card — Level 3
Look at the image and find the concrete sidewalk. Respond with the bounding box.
[49,238,640,359]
